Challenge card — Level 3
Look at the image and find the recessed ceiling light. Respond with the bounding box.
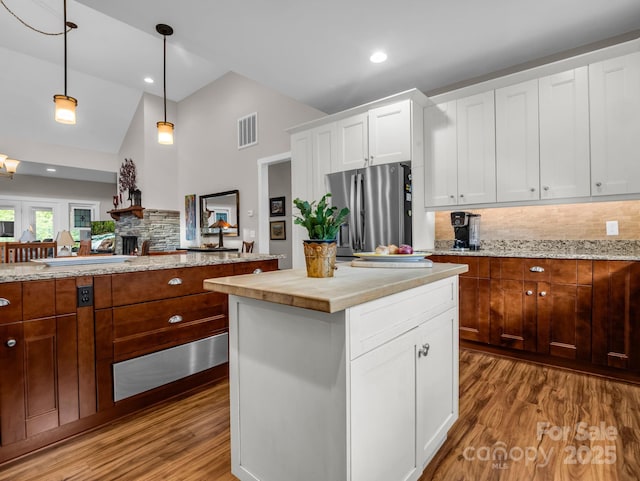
[46,168,56,172]
[144,77,154,84]
[370,51,387,63]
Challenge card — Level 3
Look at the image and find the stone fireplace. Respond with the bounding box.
[114,209,180,254]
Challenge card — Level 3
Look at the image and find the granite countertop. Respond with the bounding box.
[0,252,281,283]
[204,263,468,313]
[429,240,640,261]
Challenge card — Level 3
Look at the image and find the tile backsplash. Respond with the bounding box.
[434,200,640,240]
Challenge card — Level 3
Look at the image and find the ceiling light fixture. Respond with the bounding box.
[156,23,174,145]
[370,51,388,63]
[53,0,78,124]
[0,154,20,179]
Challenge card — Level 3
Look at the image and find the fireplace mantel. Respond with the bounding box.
[108,206,145,221]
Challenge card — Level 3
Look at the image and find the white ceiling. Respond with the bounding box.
[1,0,640,160]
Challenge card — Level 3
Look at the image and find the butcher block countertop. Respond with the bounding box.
[203,262,468,313]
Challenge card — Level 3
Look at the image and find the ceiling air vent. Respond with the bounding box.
[238,112,258,149]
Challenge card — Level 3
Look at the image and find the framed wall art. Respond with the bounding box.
[269,196,286,217]
[270,220,286,240]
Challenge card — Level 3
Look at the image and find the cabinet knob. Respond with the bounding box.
[168,315,183,324]
[0,298,10,307]
[526,290,534,296]
[418,343,430,358]
[543,186,549,191]
[459,194,464,198]
[530,187,536,192]
[253,269,263,274]
[449,195,455,199]
[529,266,545,273]
[539,291,547,297]
[5,338,17,348]
[595,182,602,187]
[168,277,183,286]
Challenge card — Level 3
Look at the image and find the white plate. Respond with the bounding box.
[354,252,428,262]
[31,255,135,266]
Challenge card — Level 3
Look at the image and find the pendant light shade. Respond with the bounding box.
[157,121,174,144]
[54,94,77,124]
[156,24,174,145]
[54,0,77,124]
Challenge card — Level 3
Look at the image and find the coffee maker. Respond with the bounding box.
[451,211,481,250]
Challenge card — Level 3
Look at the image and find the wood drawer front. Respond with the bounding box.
[233,259,279,275]
[0,282,22,324]
[22,281,55,321]
[112,292,228,361]
[111,265,234,306]
[348,276,457,360]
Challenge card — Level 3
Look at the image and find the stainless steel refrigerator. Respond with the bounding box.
[326,161,412,258]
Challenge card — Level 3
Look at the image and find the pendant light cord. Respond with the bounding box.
[63,0,68,96]
[1,0,73,35]
[163,33,167,123]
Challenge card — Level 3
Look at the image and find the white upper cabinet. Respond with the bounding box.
[539,67,591,199]
[495,79,540,202]
[368,100,412,165]
[456,91,496,205]
[424,101,458,207]
[590,51,640,196]
[334,100,413,172]
[335,113,369,171]
[311,123,337,200]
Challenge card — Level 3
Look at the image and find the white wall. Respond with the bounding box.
[118,93,179,211]
[176,71,325,250]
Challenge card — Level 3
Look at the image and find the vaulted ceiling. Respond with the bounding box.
[1,0,639,157]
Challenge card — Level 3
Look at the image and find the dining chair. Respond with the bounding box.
[241,241,254,253]
[78,239,91,256]
[3,241,57,263]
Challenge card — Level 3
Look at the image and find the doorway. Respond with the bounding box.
[257,152,291,269]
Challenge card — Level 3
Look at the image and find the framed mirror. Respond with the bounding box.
[200,190,240,237]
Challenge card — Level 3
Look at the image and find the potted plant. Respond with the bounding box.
[293,193,349,278]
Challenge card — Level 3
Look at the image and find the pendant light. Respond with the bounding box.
[156,24,174,145]
[53,0,78,124]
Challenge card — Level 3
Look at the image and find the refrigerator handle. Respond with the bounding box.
[349,173,358,250]
[356,172,364,250]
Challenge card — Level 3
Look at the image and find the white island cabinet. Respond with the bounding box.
[204,263,467,481]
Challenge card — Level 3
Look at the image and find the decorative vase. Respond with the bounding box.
[303,240,337,278]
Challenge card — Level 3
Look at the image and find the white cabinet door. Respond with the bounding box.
[590,51,640,196]
[290,130,313,203]
[336,113,369,172]
[350,329,417,481]
[496,80,540,202]
[539,67,590,199]
[456,92,496,205]
[369,100,412,166]
[424,101,458,207]
[416,308,458,467]
[311,123,337,200]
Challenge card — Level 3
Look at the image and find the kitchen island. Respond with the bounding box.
[204,262,467,481]
[0,252,279,465]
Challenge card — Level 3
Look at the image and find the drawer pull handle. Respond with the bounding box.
[539,291,547,298]
[253,269,262,274]
[168,315,183,324]
[168,278,183,286]
[529,266,545,273]
[418,343,430,358]
[526,290,534,296]
[6,338,17,348]
[0,298,10,307]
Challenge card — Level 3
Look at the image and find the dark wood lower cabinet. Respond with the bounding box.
[592,260,640,371]
[435,255,636,381]
[0,259,278,466]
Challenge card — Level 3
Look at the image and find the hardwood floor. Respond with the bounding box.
[1,349,640,481]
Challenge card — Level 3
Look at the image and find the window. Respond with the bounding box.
[0,207,16,241]
[32,207,54,241]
